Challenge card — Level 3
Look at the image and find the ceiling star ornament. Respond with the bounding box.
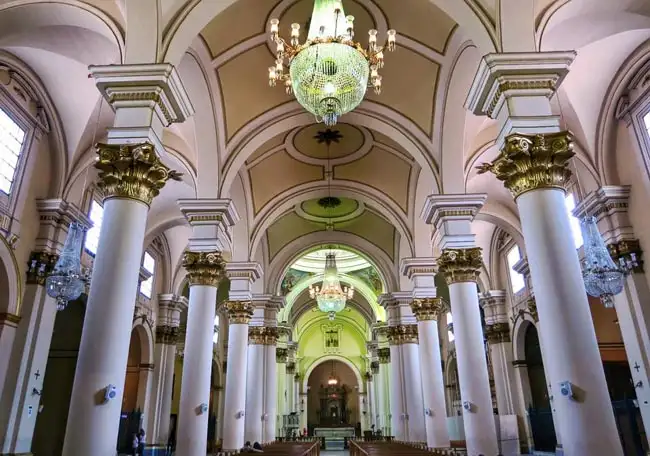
[267,0,396,126]
[309,252,354,320]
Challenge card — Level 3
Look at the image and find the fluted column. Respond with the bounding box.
[480,133,624,455]
[411,298,450,449]
[222,301,253,451]
[62,144,180,456]
[387,340,405,440]
[275,348,288,439]
[438,249,498,456]
[365,372,375,429]
[176,252,225,456]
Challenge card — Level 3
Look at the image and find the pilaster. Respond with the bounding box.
[0,200,89,455]
[90,63,194,155]
[420,194,486,251]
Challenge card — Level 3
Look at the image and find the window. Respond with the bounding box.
[446,311,455,342]
[0,108,25,194]
[644,112,650,138]
[140,252,155,298]
[213,315,220,344]
[84,200,104,255]
[507,246,525,292]
[564,193,584,249]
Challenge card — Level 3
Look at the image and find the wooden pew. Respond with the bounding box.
[350,439,468,456]
[214,438,320,456]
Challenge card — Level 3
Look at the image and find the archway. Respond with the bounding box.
[123,329,143,412]
[524,324,557,452]
[306,359,360,431]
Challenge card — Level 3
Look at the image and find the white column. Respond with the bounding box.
[400,340,426,443]
[388,344,405,441]
[448,281,498,455]
[245,342,265,443]
[299,393,308,430]
[366,375,375,429]
[216,386,225,441]
[377,353,390,435]
[438,248,498,456]
[517,187,623,455]
[177,252,222,456]
[222,302,252,451]
[154,339,177,444]
[63,196,151,456]
[276,354,287,437]
[263,343,278,443]
[412,300,450,449]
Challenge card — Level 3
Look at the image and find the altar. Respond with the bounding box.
[313,427,355,451]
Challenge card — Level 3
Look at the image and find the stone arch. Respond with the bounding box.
[0,235,21,315]
[266,232,398,296]
[302,355,363,392]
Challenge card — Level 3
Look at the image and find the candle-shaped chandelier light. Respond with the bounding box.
[267,0,396,126]
[309,252,354,320]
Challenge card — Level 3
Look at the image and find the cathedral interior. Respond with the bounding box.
[0,1,650,456]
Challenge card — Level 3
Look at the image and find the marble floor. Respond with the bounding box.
[320,452,349,456]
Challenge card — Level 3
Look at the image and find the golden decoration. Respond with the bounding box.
[182,251,225,287]
[155,325,179,345]
[0,312,20,327]
[608,239,644,274]
[387,325,419,345]
[226,300,253,324]
[26,251,58,286]
[484,322,511,344]
[410,298,447,321]
[377,347,391,364]
[527,297,539,322]
[437,248,483,284]
[476,131,574,199]
[94,142,182,206]
[286,362,296,374]
[249,326,279,345]
[276,347,288,362]
[370,361,379,374]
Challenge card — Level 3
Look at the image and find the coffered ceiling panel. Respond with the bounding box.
[249,150,324,213]
[333,146,412,212]
[246,131,288,164]
[364,47,440,136]
[266,204,396,261]
[218,44,292,139]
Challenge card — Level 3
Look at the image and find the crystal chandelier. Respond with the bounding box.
[309,252,354,320]
[580,216,625,308]
[45,222,89,311]
[267,0,396,126]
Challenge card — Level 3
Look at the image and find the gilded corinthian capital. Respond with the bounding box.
[387,325,419,345]
[225,300,253,324]
[410,297,447,321]
[95,142,182,206]
[476,131,574,199]
[182,251,225,287]
[437,248,482,284]
[249,326,279,345]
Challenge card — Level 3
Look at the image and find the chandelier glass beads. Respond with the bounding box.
[309,252,354,320]
[268,0,396,126]
[580,216,625,308]
[45,222,88,310]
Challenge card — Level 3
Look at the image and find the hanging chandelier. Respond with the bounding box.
[267,0,396,126]
[309,252,354,320]
[580,216,625,308]
[45,222,89,310]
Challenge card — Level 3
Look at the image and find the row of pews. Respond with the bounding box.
[350,439,468,456]
[214,439,320,456]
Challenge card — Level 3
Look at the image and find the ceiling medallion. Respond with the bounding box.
[318,196,342,209]
[267,0,396,126]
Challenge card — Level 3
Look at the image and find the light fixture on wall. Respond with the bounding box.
[267,0,396,126]
[580,216,625,308]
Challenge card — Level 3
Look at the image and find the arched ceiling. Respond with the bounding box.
[201,0,457,142]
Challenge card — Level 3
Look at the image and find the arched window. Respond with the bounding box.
[0,108,25,194]
[446,311,454,342]
[84,200,104,255]
[564,193,584,249]
[213,315,220,344]
[507,246,525,292]
[139,252,155,298]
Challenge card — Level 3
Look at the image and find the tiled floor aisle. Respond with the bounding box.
[320,451,349,456]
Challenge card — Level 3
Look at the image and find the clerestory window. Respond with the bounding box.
[0,108,25,195]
